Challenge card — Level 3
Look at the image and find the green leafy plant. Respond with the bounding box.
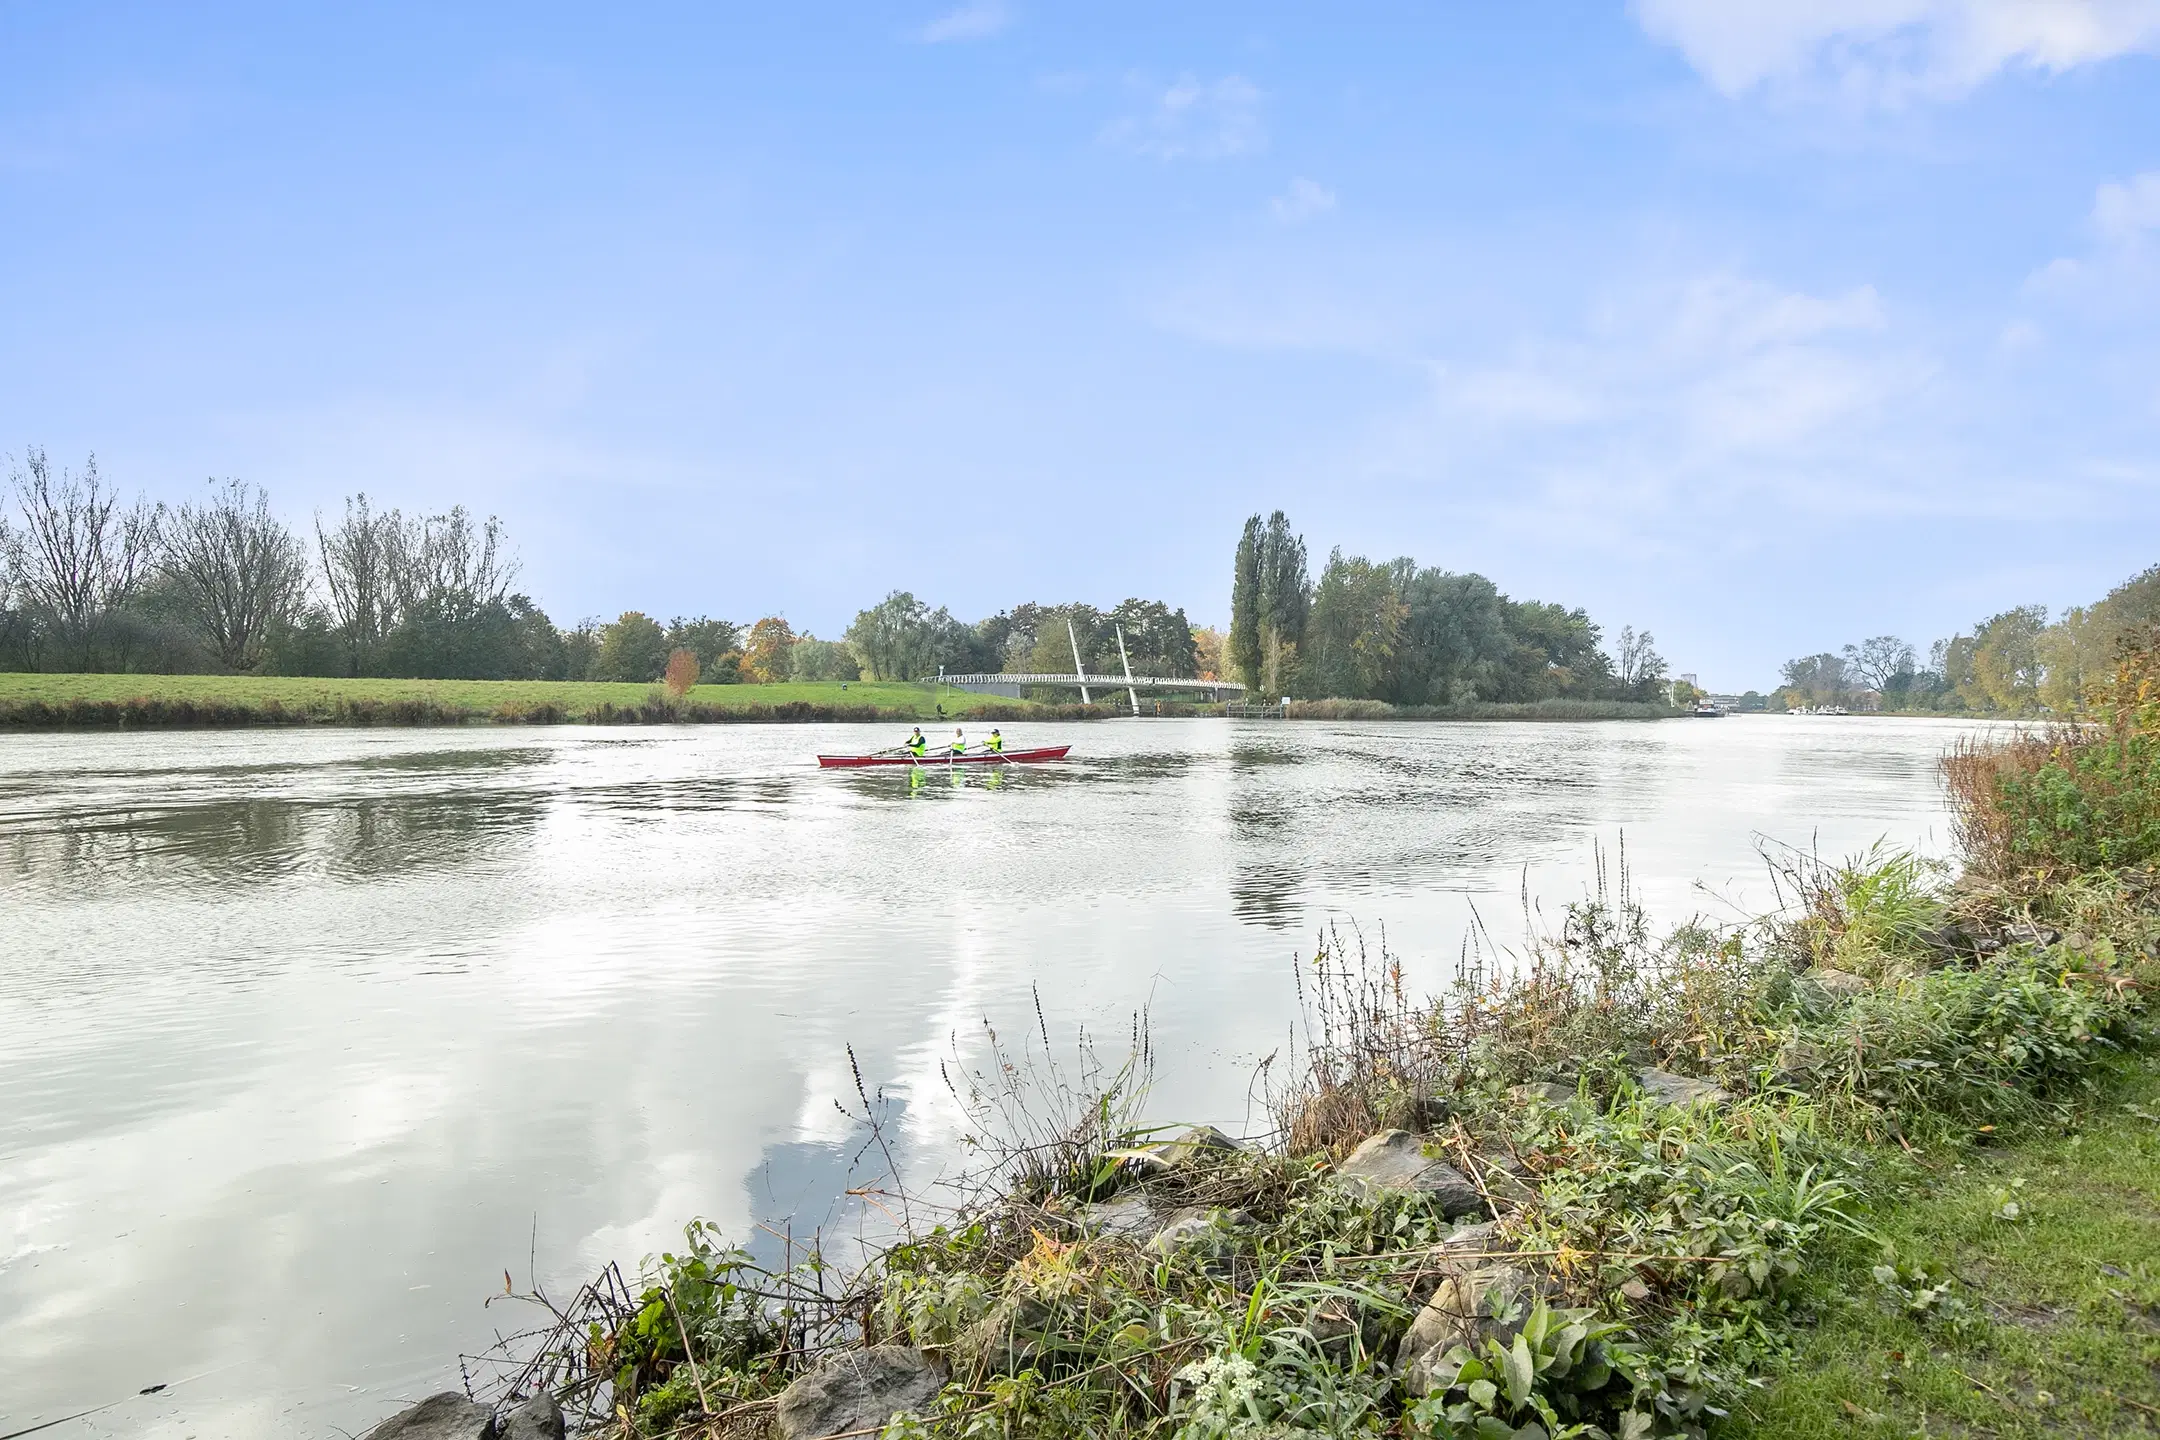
[1408,1298,1649,1440]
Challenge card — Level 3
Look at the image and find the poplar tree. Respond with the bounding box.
[1228,514,1263,690]
[1255,510,1309,696]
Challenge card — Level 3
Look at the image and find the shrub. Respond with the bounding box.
[663,647,700,699]
[1946,628,2160,880]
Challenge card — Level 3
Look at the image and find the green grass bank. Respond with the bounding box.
[0,672,1082,727]
[429,638,2160,1440]
[0,672,1685,729]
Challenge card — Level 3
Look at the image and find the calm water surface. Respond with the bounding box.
[0,716,1981,1437]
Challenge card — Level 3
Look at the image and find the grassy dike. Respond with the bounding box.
[441,641,2160,1440]
[0,672,1681,729]
[0,672,1074,726]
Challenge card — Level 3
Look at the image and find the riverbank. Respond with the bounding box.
[1284,697,1680,721]
[402,650,2159,1439]
[0,673,1081,727]
[0,672,1687,729]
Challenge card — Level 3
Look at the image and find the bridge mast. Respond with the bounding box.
[1114,625,1139,716]
[1066,619,1092,706]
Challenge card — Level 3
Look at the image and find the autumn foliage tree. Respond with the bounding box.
[744,616,795,683]
[664,646,701,698]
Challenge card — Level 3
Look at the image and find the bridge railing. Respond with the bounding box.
[939,673,1244,693]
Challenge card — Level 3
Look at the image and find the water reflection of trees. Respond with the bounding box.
[1231,861,1305,929]
[1,789,547,892]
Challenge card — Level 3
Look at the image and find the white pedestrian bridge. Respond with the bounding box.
[941,671,1242,699]
[939,619,1246,711]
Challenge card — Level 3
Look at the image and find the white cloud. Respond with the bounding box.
[1634,0,2160,102]
[919,0,1009,43]
[2096,170,2160,243]
[2026,170,2160,304]
[1270,177,1337,223]
[1102,74,1265,160]
[1440,275,1911,466]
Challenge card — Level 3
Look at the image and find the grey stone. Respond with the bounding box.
[361,1393,493,1440]
[1305,1297,1363,1357]
[495,1395,565,1440]
[775,1346,946,1440]
[1396,1263,1549,1396]
[1396,1094,1454,1131]
[1122,1125,1247,1177]
[1335,1130,1488,1217]
[1809,968,1872,999]
[1148,1206,1255,1256]
[1770,1039,1825,1090]
[1920,921,2001,958]
[1636,1068,1731,1110]
[1508,1081,1577,1107]
[1075,1191,1161,1240]
[1473,1152,1538,1213]
[2004,920,2063,949]
[1440,1219,1501,1255]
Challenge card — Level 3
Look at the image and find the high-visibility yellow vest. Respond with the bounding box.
[950,735,967,753]
[987,733,1003,752]
[907,735,926,755]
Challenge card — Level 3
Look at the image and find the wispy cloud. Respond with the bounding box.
[2096,170,2160,244]
[1270,177,1336,223]
[1435,275,1914,482]
[1102,74,1265,160]
[2025,171,2160,318]
[918,0,1009,44]
[1634,0,2160,103]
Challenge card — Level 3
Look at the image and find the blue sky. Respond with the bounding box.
[2,2,2157,687]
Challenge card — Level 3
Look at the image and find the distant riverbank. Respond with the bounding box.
[0,673,1686,728]
[0,673,1081,727]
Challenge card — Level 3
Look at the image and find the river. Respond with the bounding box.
[0,715,1980,1437]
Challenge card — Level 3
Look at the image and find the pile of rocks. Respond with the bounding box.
[376,1076,1745,1440]
[360,1392,564,1440]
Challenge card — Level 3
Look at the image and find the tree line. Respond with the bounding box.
[1225,510,1669,704]
[1777,562,2160,714]
[0,449,1205,687]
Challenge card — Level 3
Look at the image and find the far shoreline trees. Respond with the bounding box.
[1225,510,1669,706]
[0,449,1206,689]
[1777,567,2160,715]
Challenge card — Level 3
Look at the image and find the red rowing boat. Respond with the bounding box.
[817,745,1072,769]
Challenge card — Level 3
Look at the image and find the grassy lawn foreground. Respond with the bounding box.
[1734,1059,2160,1438]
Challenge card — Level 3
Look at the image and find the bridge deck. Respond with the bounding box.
[941,673,1243,693]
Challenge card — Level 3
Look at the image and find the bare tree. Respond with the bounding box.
[398,505,515,618]
[1614,624,1666,689]
[8,448,161,669]
[160,477,308,670]
[318,496,520,673]
[0,505,26,666]
[1841,635,1916,692]
[317,494,410,672]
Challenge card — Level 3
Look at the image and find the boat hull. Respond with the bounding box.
[817,745,1072,769]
